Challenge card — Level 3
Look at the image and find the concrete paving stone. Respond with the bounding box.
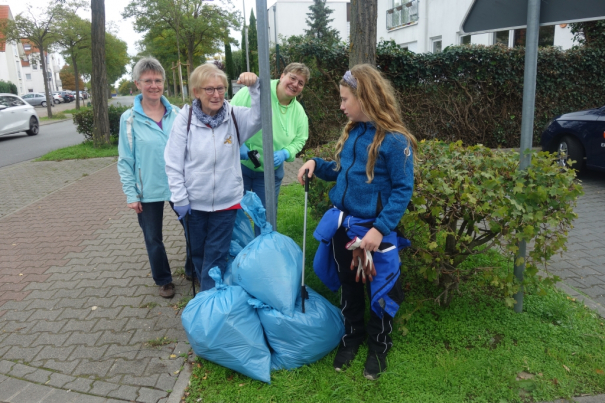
[153,317,181,331]
[89,380,120,397]
[581,286,605,299]
[57,308,91,321]
[81,239,104,246]
[102,278,128,289]
[30,320,67,334]
[172,342,190,357]
[137,386,168,403]
[104,345,142,361]
[46,279,82,291]
[39,388,80,403]
[61,319,98,334]
[127,277,155,288]
[0,310,34,322]
[0,359,16,374]
[28,309,64,322]
[155,373,177,391]
[163,328,185,343]
[71,359,113,377]
[90,318,128,333]
[124,317,158,332]
[46,272,79,282]
[122,374,159,388]
[73,272,103,281]
[106,287,135,298]
[2,346,43,362]
[96,330,134,346]
[0,300,32,311]
[89,257,117,265]
[66,258,93,266]
[7,382,52,403]
[8,362,37,378]
[47,371,76,388]
[107,384,139,401]
[117,261,146,271]
[23,299,58,311]
[107,358,149,377]
[104,374,123,383]
[0,377,31,401]
[23,368,52,384]
[117,307,149,319]
[85,297,117,309]
[22,281,53,292]
[144,357,183,377]
[32,332,72,348]
[41,359,80,374]
[73,279,107,290]
[135,346,173,360]
[53,298,91,310]
[62,377,93,393]
[35,345,77,361]
[4,332,39,347]
[65,331,102,346]
[68,345,109,361]
[86,307,124,321]
[130,329,168,345]
[25,289,58,300]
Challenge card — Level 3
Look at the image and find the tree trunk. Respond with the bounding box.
[349,0,377,68]
[91,0,110,146]
[71,54,80,110]
[39,46,53,118]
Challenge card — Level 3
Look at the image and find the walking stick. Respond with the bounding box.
[301,169,310,313]
[184,214,196,298]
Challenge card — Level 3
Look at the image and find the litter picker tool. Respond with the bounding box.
[301,169,310,313]
[184,213,196,298]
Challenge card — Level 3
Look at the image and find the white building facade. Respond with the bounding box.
[0,5,26,95]
[267,0,575,52]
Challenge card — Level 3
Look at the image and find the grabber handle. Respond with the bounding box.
[304,169,309,192]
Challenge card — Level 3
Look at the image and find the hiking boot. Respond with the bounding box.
[333,343,360,372]
[363,351,387,380]
[159,283,175,298]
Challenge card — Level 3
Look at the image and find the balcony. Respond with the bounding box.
[386,0,419,30]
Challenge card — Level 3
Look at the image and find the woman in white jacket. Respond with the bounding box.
[164,64,262,291]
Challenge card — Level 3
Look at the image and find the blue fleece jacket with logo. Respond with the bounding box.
[313,122,414,236]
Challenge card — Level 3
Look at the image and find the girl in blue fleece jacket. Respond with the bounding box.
[297,64,417,380]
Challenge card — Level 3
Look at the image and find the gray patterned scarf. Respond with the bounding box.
[192,98,226,129]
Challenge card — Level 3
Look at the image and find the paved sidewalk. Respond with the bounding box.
[0,157,603,403]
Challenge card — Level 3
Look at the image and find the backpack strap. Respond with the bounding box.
[126,109,135,151]
[230,109,241,144]
[187,104,193,133]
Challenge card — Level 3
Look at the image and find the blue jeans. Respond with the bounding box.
[241,163,284,236]
[185,209,237,291]
[137,202,173,286]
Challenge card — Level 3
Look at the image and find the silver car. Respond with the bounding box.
[0,94,40,136]
[21,92,51,107]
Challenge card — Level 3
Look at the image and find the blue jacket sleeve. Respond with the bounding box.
[312,158,339,182]
[373,136,414,235]
[116,109,139,204]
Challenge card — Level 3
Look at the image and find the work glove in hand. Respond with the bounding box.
[273,149,289,167]
[173,204,191,220]
[240,144,250,160]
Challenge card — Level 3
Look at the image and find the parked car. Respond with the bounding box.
[78,91,88,100]
[55,91,74,103]
[540,106,605,173]
[21,93,51,107]
[51,93,62,104]
[0,93,39,136]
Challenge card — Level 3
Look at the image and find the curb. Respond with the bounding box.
[166,361,192,403]
[39,118,72,127]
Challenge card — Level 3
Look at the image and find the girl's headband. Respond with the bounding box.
[343,70,357,89]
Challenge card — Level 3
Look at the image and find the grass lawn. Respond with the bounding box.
[184,184,605,403]
[39,113,68,121]
[35,138,118,161]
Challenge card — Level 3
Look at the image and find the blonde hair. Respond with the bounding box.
[334,64,418,183]
[189,63,228,99]
[282,63,311,83]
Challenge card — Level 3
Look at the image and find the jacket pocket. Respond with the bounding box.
[185,170,215,203]
[213,166,243,206]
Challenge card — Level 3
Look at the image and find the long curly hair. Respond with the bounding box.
[334,64,418,183]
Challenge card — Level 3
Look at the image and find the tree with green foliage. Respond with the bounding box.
[75,31,129,89]
[0,80,18,94]
[1,3,62,117]
[240,25,247,72]
[232,48,244,78]
[225,41,234,98]
[59,65,85,91]
[248,9,258,74]
[304,0,340,47]
[117,79,137,95]
[570,20,605,49]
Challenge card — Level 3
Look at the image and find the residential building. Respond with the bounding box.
[0,5,25,95]
[266,0,575,52]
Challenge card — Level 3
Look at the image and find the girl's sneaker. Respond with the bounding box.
[333,343,360,371]
[363,352,387,380]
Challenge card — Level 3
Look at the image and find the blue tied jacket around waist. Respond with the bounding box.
[313,208,411,318]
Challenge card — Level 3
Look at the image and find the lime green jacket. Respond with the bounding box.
[230,79,309,172]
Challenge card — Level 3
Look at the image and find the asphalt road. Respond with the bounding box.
[0,96,135,168]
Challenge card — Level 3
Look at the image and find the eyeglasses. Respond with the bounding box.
[200,86,226,95]
[287,74,305,88]
[141,79,164,86]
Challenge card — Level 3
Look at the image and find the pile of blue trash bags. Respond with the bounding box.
[181,192,345,383]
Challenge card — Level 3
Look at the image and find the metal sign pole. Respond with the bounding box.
[256,0,277,229]
[243,0,250,72]
[513,0,541,313]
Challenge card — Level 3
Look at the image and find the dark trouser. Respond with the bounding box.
[332,226,403,355]
[241,163,284,236]
[186,209,237,291]
[169,201,193,279]
[137,201,173,287]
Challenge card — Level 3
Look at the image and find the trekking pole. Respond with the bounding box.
[301,169,309,313]
[184,214,196,298]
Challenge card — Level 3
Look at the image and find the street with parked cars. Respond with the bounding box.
[0,93,39,138]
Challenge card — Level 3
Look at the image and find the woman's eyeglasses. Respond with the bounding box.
[141,79,164,86]
[200,86,226,95]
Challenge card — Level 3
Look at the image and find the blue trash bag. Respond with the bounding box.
[249,287,344,371]
[181,267,271,383]
[232,191,302,317]
[232,208,254,249]
[223,241,243,286]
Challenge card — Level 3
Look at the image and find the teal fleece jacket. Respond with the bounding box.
[117,95,180,204]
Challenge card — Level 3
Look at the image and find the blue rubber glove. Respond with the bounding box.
[240,144,250,160]
[173,204,191,220]
[273,149,289,167]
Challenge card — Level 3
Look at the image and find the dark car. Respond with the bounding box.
[540,106,605,173]
[55,91,74,103]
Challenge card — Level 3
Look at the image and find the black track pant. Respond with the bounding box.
[332,226,404,355]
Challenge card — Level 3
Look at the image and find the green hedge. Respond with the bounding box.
[72,105,130,141]
[280,39,605,148]
[0,80,18,95]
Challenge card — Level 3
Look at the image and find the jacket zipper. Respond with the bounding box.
[212,128,216,210]
[138,168,144,199]
[341,124,367,211]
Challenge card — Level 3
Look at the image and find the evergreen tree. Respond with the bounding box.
[225,41,234,99]
[248,9,258,75]
[305,0,340,46]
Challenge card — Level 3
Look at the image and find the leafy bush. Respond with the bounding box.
[72,104,130,141]
[279,38,605,148]
[303,140,583,306]
[0,79,18,95]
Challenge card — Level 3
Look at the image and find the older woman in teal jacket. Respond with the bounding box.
[117,56,180,299]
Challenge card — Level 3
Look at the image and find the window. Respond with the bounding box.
[25,74,31,80]
[387,0,419,30]
[432,38,442,53]
[493,30,510,46]
[28,89,33,93]
[514,25,555,47]
[23,43,31,51]
[32,62,37,70]
[460,35,471,45]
